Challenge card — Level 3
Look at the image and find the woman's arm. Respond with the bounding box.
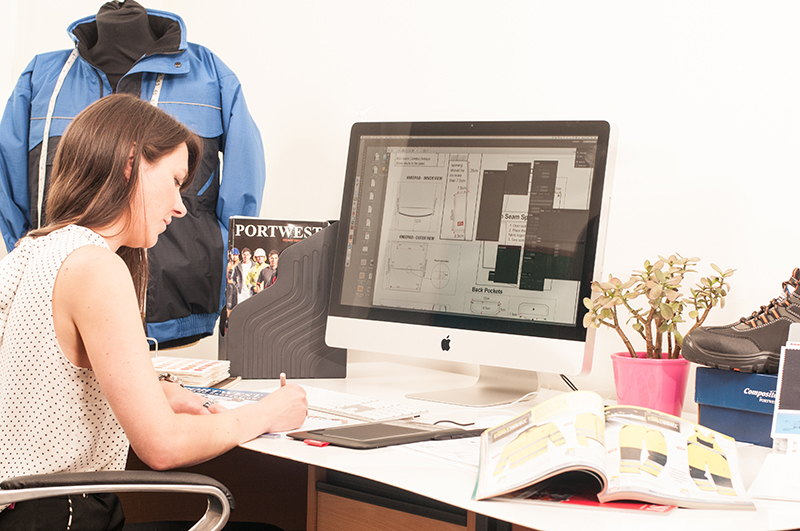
[53,244,307,470]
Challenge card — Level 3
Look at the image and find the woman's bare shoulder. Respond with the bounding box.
[63,242,125,267]
[58,244,133,292]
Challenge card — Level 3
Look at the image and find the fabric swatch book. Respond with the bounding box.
[473,391,754,510]
[151,356,231,387]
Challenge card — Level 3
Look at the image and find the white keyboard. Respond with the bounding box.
[305,386,427,422]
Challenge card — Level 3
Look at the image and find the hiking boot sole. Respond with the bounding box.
[682,335,781,374]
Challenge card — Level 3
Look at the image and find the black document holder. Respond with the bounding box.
[219,222,346,378]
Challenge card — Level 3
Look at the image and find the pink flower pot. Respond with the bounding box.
[611,352,691,417]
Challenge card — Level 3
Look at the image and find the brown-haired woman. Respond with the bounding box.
[0,94,307,529]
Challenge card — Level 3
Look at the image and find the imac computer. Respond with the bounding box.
[326,121,614,406]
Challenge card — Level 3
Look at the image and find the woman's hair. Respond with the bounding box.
[29,93,203,316]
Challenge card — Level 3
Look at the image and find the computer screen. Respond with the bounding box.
[326,121,614,406]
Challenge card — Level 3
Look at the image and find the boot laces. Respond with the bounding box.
[740,268,800,327]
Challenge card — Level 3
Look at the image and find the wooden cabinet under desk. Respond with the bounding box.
[306,466,532,531]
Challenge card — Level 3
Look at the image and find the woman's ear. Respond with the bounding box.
[124,146,135,181]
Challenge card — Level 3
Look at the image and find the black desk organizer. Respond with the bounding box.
[219,222,346,379]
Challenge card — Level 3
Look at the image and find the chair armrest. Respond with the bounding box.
[0,471,233,531]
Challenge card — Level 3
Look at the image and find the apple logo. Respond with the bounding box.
[441,335,451,351]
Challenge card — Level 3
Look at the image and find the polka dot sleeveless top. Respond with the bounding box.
[0,225,128,483]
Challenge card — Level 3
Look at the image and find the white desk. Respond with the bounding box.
[236,361,800,531]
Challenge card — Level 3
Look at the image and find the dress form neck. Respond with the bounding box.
[90,0,156,90]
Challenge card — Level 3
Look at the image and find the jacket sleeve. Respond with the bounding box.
[0,60,35,251]
[215,56,266,243]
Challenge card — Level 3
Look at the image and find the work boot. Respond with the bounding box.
[682,268,800,374]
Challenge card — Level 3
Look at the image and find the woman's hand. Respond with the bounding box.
[160,381,227,415]
[258,383,308,433]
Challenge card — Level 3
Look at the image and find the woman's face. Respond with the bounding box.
[130,143,189,248]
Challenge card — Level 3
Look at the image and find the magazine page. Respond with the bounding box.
[601,406,755,510]
[473,391,607,500]
[502,471,676,514]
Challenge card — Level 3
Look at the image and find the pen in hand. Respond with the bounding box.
[280,372,286,388]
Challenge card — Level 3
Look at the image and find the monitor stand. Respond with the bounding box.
[405,365,540,407]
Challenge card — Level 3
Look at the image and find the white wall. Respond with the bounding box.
[4,1,799,408]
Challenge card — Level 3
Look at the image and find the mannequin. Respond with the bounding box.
[81,1,157,91]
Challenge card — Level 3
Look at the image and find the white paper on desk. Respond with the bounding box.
[401,438,481,471]
[748,452,800,501]
[189,386,346,437]
[259,416,347,439]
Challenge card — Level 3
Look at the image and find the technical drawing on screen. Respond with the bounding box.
[327,122,614,406]
[371,144,594,325]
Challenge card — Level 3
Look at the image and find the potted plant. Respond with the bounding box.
[583,254,734,416]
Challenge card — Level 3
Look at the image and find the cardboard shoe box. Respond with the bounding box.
[694,366,777,447]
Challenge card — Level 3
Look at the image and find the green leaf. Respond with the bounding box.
[660,303,674,319]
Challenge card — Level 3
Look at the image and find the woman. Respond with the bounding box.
[0,94,307,529]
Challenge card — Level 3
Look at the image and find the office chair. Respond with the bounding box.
[0,470,232,531]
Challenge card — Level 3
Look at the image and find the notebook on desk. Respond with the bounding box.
[287,420,484,449]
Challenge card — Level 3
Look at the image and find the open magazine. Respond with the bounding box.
[473,391,754,510]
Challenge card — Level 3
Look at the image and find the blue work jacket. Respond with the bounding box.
[0,8,266,346]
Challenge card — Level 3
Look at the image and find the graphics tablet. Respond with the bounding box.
[287,420,483,449]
